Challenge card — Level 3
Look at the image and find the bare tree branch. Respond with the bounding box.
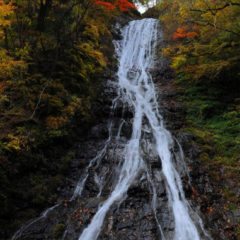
[188,20,240,36]
[30,80,50,119]
[190,2,240,15]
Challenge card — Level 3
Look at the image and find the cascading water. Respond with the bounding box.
[78,18,210,240]
[11,18,212,240]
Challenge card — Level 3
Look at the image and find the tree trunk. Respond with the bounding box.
[37,0,53,31]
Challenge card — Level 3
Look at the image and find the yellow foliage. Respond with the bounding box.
[179,7,188,18]
[78,43,106,67]
[171,56,187,69]
[0,49,26,79]
[46,116,67,130]
[194,1,205,9]
[67,96,91,119]
[0,0,15,38]
[83,23,100,44]
[193,60,230,80]
[6,134,27,151]
[65,104,75,116]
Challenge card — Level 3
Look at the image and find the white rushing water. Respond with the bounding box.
[11,203,60,240]
[78,18,207,240]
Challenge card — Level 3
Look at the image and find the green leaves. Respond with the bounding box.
[158,3,240,234]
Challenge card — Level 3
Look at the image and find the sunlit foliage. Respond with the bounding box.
[158,0,240,83]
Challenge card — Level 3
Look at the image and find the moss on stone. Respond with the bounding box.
[52,223,65,239]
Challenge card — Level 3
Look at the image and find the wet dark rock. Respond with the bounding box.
[89,123,109,139]
[10,17,226,240]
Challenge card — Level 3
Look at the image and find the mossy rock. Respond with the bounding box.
[199,152,211,163]
[52,223,65,239]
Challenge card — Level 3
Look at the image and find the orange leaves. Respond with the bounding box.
[191,186,199,200]
[0,0,16,37]
[93,0,136,12]
[0,81,6,94]
[46,116,67,129]
[0,0,15,18]
[0,49,26,80]
[208,207,214,213]
[94,1,116,11]
[173,25,198,40]
[193,25,200,31]
[0,0,16,21]
[63,200,69,207]
[117,0,136,12]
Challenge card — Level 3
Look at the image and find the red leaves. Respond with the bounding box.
[173,25,198,40]
[117,0,136,12]
[63,200,69,207]
[93,0,136,12]
[94,1,116,11]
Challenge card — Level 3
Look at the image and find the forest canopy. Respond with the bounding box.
[0,0,136,236]
[151,2,240,238]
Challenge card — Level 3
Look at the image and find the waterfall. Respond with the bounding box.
[78,18,209,240]
[11,18,211,240]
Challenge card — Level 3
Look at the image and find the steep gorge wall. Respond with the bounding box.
[9,13,237,240]
[11,17,219,240]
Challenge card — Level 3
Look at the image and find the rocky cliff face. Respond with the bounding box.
[11,18,227,240]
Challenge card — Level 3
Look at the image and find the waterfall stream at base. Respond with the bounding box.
[78,19,210,240]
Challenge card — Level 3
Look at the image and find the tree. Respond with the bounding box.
[93,0,136,12]
[0,0,121,236]
[37,0,53,31]
[0,0,15,39]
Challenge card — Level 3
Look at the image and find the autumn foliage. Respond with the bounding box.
[0,0,15,37]
[93,0,136,12]
[173,26,198,40]
[0,0,121,235]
